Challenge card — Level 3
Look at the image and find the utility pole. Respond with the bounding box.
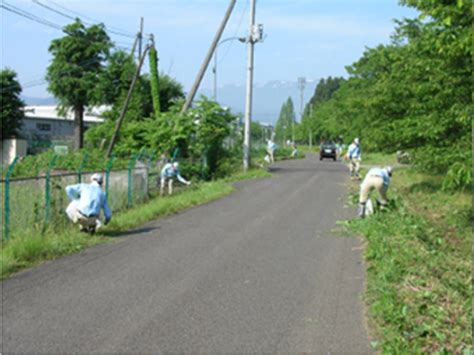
[181,0,237,114]
[243,0,264,171]
[293,77,305,144]
[298,77,306,120]
[106,44,151,158]
[309,105,313,148]
[130,33,138,59]
[138,17,144,60]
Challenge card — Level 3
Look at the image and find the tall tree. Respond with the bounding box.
[46,19,112,150]
[297,0,471,189]
[1,68,25,139]
[275,97,296,143]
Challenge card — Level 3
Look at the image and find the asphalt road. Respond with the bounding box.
[2,154,371,354]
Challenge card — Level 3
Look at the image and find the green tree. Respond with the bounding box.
[300,0,471,189]
[1,68,25,139]
[275,97,296,143]
[157,74,184,112]
[96,50,135,106]
[46,19,112,151]
[299,76,344,142]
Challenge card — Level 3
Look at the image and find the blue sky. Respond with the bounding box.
[1,0,418,98]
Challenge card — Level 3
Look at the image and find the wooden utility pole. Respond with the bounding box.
[130,18,144,61]
[106,44,151,158]
[180,0,237,114]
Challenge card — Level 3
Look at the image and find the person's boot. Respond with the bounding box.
[95,219,103,231]
[358,203,366,218]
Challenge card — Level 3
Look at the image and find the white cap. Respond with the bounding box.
[385,166,393,175]
[91,173,103,184]
[354,138,360,144]
[173,162,179,168]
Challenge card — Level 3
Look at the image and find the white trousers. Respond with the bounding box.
[66,200,101,229]
[160,177,174,195]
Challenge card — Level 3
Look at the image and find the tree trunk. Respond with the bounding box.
[74,105,84,151]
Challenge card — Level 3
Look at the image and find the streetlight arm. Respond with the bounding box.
[212,36,246,101]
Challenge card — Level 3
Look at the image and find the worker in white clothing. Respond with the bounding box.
[266,139,276,163]
[358,166,393,218]
[160,162,191,196]
[65,173,112,233]
[347,137,362,179]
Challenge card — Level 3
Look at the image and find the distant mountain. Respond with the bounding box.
[22,80,318,125]
[198,79,318,125]
[21,95,57,105]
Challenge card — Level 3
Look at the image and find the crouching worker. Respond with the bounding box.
[160,162,191,196]
[358,166,393,218]
[65,173,112,233]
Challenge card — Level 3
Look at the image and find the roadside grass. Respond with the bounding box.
[222,167,271,182]
[1,169,270,279]
[344,154,472,353]
[104,181,234,231]
[361,152,398,166]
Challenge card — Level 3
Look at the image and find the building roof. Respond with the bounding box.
[24,105,107,123]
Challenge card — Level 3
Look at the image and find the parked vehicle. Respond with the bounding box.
[319,142,337,161]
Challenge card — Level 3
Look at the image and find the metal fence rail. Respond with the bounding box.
[1,156,161,240]
[2,144,266,240]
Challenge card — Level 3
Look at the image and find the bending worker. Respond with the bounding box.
[267,139,276,163]
[359,166,393,218]
[65,173,112,232]
[160,161,191,196]
[348,137,362,179]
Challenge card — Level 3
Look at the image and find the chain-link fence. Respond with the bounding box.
[1,157,161,240]
[1,146,274,240]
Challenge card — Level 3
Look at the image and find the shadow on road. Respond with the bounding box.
[102,225,161,238]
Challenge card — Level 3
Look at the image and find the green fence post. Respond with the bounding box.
[105,153,115,198]
[171,147,179,162]
[77,153,89,183]
[4,157,19,241]
[201,149,209,180]
[127,154,139,208]
[44,155,58,226]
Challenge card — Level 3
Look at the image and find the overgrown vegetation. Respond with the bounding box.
[296,1,471,190]
[343,154,472,353]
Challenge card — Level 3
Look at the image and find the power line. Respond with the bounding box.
[1,43,134,94]
[1,1,64,31]
[41,0,135,38]
[218,0,249,66]
[32,0,75,21]
[1,57,103,94]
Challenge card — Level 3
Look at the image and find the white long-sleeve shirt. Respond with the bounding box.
[160,163,189,184]
[348,143,361,160]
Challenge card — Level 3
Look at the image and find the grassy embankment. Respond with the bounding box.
[0,168,271,279]
[344,153,471,353]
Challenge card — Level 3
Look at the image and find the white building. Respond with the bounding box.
[22,105,105,153]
